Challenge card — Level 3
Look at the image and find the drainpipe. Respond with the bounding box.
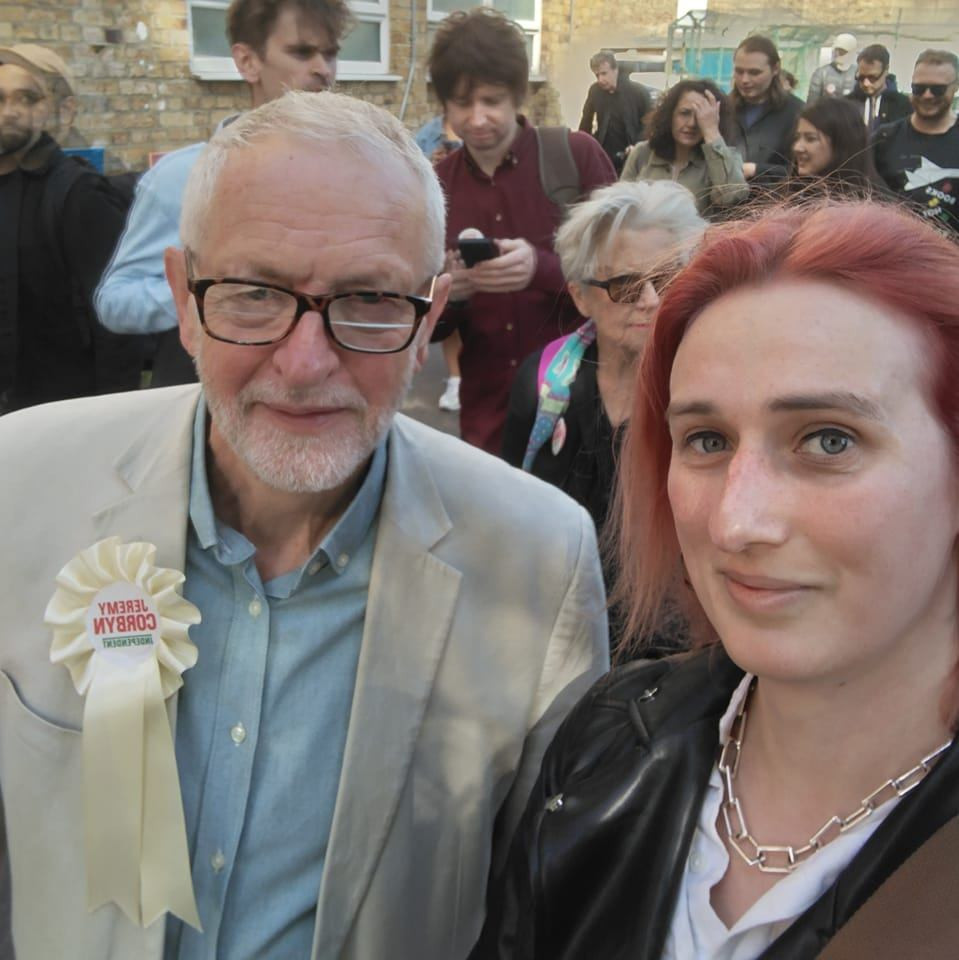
[398,0,419,120]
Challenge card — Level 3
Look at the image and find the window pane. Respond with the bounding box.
[339,19,381,62]
[430,0,463,14]
[491,0,536,23]
[191,6,231,58]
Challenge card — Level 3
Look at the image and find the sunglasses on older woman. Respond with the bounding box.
[583,270,673,303]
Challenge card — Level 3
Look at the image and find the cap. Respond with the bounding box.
[833,33,858,54]
[0,43,75,96]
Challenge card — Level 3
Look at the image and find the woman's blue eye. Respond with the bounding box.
[801,429,853,455]
[687,432,727,454]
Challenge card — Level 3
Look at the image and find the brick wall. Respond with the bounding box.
[7,0,958,172]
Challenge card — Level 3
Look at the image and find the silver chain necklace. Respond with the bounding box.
[718,679,953,875]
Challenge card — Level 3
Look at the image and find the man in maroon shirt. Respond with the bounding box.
[429,9,615,454]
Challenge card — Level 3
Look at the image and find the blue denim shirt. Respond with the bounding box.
[163,397,385,959]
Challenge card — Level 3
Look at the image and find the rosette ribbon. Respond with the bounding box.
[45,537,202,930]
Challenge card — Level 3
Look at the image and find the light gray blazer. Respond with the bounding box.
[0,385,608,959]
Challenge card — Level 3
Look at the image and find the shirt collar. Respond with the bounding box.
[463,115,533,178]
[188,393,388,579]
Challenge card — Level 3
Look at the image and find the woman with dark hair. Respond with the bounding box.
[472,201,959,958]
[621,79,747,217]
[788,96,886,195]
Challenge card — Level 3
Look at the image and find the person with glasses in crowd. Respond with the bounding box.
[873,49,959,236]
[473,198,959,960]
[502,180,704,651]
[95,0,351,388]
[846,43,911,132]
[620,78,747,218]
[0,91,608,960]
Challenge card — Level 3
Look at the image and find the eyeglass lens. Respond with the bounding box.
[912,83,949,96]
[202,282,417,351]
[606,272,671,303]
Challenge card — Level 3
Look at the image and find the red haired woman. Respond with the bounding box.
[472,201,959,958]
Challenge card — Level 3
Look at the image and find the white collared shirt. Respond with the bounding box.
[661,674,899,960]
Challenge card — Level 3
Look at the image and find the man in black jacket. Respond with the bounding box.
[847,43,912,132]
[0,45,142,413]
[578,51,650,173]
[729,35,803,187]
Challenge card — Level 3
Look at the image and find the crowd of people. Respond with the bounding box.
[2,1,959,958]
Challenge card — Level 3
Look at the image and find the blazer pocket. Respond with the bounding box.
[0,669,80,759]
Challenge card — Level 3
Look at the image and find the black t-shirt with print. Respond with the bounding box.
[874,117,959,235]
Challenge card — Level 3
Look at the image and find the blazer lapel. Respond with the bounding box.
[90,385,199,571]
[312,418,462,958]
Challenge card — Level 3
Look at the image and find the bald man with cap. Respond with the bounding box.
[0,44,143,412]
[808,32,859,101]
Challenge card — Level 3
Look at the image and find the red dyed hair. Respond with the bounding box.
[614,201,959,657]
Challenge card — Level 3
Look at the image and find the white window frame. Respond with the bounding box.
[426,0,541,76]
[186,0,392,82]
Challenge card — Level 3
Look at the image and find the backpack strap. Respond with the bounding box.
[817,810,959,959]
[534,126,582,211]
[39,155,89,282]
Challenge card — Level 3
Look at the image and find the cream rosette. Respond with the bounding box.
[45,536,202,930]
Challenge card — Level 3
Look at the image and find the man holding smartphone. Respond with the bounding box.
[429,9,615,454]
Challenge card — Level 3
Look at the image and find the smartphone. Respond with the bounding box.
[459,237,499,268]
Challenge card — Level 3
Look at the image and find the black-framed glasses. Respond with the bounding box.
[583,270,672,304]
[912,83,951,97]
[187,276,437,353]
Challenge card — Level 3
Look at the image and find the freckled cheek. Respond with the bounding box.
[667,466,714,552]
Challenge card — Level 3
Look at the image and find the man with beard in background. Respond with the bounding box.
[0,45,142,413]
[874,49,959,236]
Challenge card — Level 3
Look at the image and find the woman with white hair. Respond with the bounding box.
[501,180,704,643]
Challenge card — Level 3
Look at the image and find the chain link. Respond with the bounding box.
[717,680,952,875]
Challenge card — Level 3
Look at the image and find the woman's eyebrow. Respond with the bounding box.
[666,393,884,422]
[768,392,885,421]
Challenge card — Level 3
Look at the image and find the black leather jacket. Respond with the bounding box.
[471,649,959,959]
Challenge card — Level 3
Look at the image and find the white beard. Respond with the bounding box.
[197,350,415,494]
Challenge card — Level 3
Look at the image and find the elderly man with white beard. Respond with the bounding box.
[0,91,608,960]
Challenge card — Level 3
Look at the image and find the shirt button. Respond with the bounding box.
[230,722,247,745]
[210,850,226,873]
[506,322,514,331]
[690,851,705,873]
[509,359,517,367]
[336,552,349,569]
[495,213,503,222]
[248,597,262,618]
[308,560,323,576]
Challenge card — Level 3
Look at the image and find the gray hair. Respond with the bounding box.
[555,180,706,284]
[180,90,446,274]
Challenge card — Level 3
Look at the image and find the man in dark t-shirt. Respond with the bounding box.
[874,48,959,236]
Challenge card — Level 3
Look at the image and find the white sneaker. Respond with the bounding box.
[438,376,461,412]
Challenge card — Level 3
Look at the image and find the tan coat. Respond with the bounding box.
[0,385,608,959]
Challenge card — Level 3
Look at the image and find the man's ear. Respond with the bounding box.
[164,246,200,358]
[412,273,451,371]
[232,42,262,85]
